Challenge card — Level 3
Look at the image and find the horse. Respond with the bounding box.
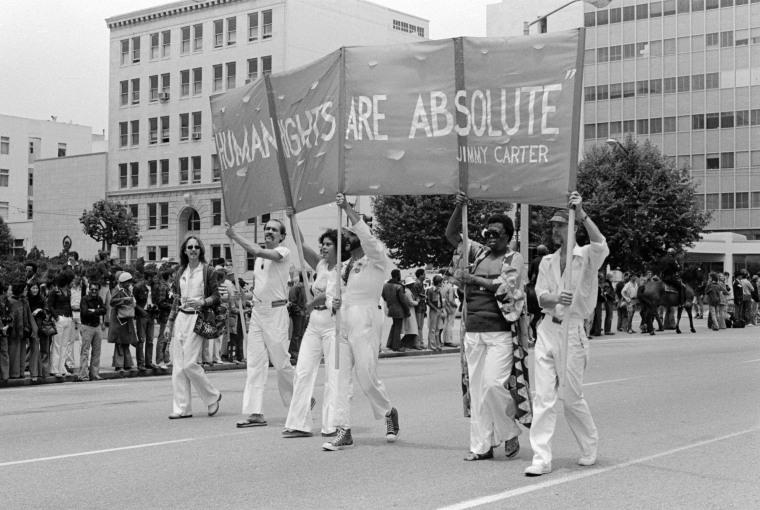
[681,264,706,318]
[636,279,696,335]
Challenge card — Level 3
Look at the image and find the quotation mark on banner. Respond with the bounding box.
[565,69,577,80]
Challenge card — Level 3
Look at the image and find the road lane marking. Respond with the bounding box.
[0,439,194,468]
[583,376,643,387]
[437,427,760,510]
[738,358,760,364]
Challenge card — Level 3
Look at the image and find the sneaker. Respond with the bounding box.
[578,455,596,466]
[158,362,168,370]
[322,428,353,451]
[385,407,399,442]
[524,462,552,477]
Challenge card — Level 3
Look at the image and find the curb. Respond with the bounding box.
[1,346,462,389]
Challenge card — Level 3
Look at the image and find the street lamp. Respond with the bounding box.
[606,138,629,156]
[523,0,612,35]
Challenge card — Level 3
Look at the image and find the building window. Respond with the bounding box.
[609,7,622,23]
[247,58,258,82]
[120,80,128,106]
[609,83,622,99]
[212,199,222,226]
[706,154,720,169]
[649,79,662,95]
[0,168,8,187]
[664,117,676,132]
[187,210,201,231]
[226,62,236,89]
[27,201,33,220]
[262,56,272,75]
[149,117,158,145]
[677,76,690,92]
[721,111,734,128]
[705,193,719,210]
[0,136,8,155]
[194,23,203,51]
[692,114,705,129]
[180,113,189,141]
[130,162,138,187]
[212,154,221,182]
[181,26,191,54]
[721,152,734,168]
[28,168,33,196]
[227,16,236,45]
[180,157,189,184]
[609,121,621,137]
[721,193,734,209]
[57,143,67,157]
[663,38,676,55]
[584,124,596,140]
[750,109,760,126]
[597,47,609,63]
[706,32,719,48]
[623,5,635,20]
[705,73,719,89]
[160,246,169,259]
[160,159,169,185]
[150,32,159,60]
[193,68,202,95]
[149,160,157,186]
[161,73,170,96]
[247,252,256,271]
[584,12,596,27]
[162,30,171,57]
[637,119,649,135]
[147,246,157,261]
[720,31,733,48]
[213,64,223,92]
[181,70,190,97]
[132,36,140,63]
[736,110,750,127]
[262,9,272,39]
[679,0,692,12]
[751,192,760,208]
[650,2,663,17]
[192,156,201,184]
[130,121,139,146]
[160,116,170,143]
[650,118,663,134]
[636,3,649,19]
[129,204,138,222]
[736,192,749,209]
[664,0,677,15]
[623,81,635,98]
[119,122,128,148]
[637,80,649,95]
[214,19,223,48]
[148,203,157,229]
[150,75,158,101]
[735,29,749,46]
[663,77,676,94]
[160,203,169,229]
[596,84,609,100]
[120,39,129,65]
[706,112,720,129]
[192,112,202,139]
[596,123,608,138]
[131,78,140,105]
[692,74,705,91]
[706,0,719,9]
[584,86,596,102]
[248,12,259,41]
[119,163,128,188]
[609,45,622,62]
[623,43,636,59]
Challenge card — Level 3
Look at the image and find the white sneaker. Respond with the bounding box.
[578,455,596,466]
[524,462,552,476]
[158,362,168,369]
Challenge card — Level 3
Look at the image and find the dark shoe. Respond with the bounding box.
[604,332,615,335]
[208,393,222,416]
[77,376,90,382]
[322,428,353,451]
[146,363,159,369]
[138,366,147,372]
[117,368,125,377]
[168,413,192,419]
[64,365,74,374]
[464,448,494,461]
[282,428,313,438]
[505,437,520,458]
[91,375,103,381]
[385,407,399,442]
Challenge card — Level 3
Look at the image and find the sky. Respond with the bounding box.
[0,0,497,135]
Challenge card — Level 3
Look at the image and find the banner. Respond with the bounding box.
[211,29,585,224]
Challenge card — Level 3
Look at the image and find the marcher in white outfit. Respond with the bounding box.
[226,218,295,427]
[283,225,342,438]
[526,192,609,476]
[321,194,399,451]
[165,236,222,420]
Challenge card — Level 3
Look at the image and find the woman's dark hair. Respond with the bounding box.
[55,270,75,288]
[179,236,207,267]
[27,281,40,295]
[11,281,26,297]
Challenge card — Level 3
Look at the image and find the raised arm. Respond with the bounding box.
[225,223,283,262]
[445,192,467,248]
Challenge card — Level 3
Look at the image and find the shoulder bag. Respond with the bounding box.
[192,264,229,339]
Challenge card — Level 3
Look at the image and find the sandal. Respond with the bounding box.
[505,437,520,458]
[464,448,494,461]
[236,414,267,428]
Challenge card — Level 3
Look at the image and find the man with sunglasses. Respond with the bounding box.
[445,193,527,462]
[226,219,295,428]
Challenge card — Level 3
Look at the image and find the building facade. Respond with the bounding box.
[488,0,760,272]
[105,0,428,272]
[0,114,94,255]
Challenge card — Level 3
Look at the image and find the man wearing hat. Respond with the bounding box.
[657,247,683,303]
[526,191,609,476]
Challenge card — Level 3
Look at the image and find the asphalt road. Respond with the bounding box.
[1,325,758,509]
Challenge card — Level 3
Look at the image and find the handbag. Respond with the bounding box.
[193,303,228,339]
[40,317,58,337]
[116,289,136,319]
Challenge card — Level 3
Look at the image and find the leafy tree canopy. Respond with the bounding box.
[0,216,13,256]
[80,199,140,252]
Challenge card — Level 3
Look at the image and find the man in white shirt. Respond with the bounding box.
[226,218,295,427]
[322,194,399,451]
[621,273,638,334]
[525,192,609,477]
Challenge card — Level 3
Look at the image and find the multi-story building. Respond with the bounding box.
[488,0,760,272]
[105,0,428,273]
[0,114,94,255]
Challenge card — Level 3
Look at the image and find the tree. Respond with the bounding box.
[568,137,710,274]
[372,195,512,269]
[80,199,140,252]
[0,216,13,256]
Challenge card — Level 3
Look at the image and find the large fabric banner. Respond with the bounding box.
[211,29,584,224]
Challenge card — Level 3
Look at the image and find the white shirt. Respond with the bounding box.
[621,280,637,303]
[535,239,609,321]
[312,259,334,296]
[180,264,205,304]
[252,245,291,302]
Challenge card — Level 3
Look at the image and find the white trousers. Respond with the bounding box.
[171,312,221,415]
[330,303,391,429]
[529,318,597,466]
[50,316,75,375]
[464,331,521,455]
[285,309,339,434]
[241,305,294,415]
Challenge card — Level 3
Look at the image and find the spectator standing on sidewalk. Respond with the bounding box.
[287,274,307,361]
[109,272,138,376]
[133,266,159,370]
[425,275,445,351]
[400,276,420,350]
[382,269,408,353]
[153,269,173,368]
[28,282,51,378]
[441,275,459,347]
[48,271,75,378]
[751,275,759,326]
[621,274,637,334]
[739,271,755,326]
[704,272,723,331]
[413,269,427,346]
[78,281,107,381]
[8,281,38,381]
[717,273,730,329]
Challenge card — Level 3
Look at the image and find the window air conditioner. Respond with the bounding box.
[159,92,170,101]
[192,133,201,140]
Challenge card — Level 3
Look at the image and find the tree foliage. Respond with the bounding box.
[0,216,13,256]
[371,195,512,269]
[80,199,140,252]
[567,137,710,274]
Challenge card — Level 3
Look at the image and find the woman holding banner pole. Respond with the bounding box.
[282,221,343,438]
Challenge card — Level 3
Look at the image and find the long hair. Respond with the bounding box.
[179,236,207,267]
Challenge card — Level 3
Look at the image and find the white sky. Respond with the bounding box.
[0,0,496,135]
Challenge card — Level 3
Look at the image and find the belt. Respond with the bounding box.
[253,299,287,308]
[551,316,562,325]
[179,309,199,315]
[313,305,328,311]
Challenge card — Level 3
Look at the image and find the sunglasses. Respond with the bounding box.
[482,229,503,239]
[186,245,200,250]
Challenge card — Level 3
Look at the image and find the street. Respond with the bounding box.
[1,325,758,509]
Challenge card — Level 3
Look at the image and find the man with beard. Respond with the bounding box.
[322,194,399,451]
[226,218,295,428]
[525,192,608,477]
